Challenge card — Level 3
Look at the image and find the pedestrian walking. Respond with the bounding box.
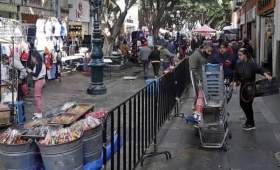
[233,48,272,130]
[148,45,161,78]
[26,51,46,119]
[139,42,151,79]
[160,42,174,72]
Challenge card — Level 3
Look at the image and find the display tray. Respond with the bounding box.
[21,125,61,140]
[24,118,50,129]
[47,113,83,126]
[66,103,94,115]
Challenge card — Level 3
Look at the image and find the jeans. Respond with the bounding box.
[152,62,160,76]
[162,62,170,72]
[34,79,45,113]
[142,60,149,77]
[240,87,255,125]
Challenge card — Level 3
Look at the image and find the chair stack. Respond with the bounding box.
[202,64,224,100]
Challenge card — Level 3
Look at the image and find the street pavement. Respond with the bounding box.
[136,86,280,170]
[0,66,152,132]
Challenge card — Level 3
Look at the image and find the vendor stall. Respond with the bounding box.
[34,17,68,82]
[0,17,29,126]
[0,102,122,170]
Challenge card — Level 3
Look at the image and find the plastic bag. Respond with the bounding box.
[85,108,109,120]
[60,101,76,112]
[70,117,101,131]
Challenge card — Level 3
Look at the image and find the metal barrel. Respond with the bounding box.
[0,140,39,170]
[37,137,83,170]
[83,124,102,164]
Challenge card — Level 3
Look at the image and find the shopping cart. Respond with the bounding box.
[197,96,231,151]
[196,64,232,151]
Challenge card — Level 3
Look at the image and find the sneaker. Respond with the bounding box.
[242,120,248,125]
[32,113,42,119]
[242,124,256,130]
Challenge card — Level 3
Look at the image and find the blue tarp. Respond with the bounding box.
[83,133,123,170]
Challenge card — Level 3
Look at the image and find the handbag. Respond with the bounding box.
[20,83,29,96]
[242,77,279,102]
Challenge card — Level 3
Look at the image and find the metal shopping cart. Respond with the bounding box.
[196,64,232,151]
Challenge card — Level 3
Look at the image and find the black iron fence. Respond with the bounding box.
[102,58,191,170]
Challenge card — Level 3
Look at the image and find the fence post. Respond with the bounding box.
[140,80,172,166]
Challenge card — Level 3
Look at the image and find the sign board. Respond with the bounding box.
[20,6,55,16]
[257,0,275,15]
[69,0,90,22]
[147,36,154,47]
[0,0,21,5]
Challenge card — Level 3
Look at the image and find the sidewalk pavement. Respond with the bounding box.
[136,87,280,170]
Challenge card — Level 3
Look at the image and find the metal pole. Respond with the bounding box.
[87,0,107,95]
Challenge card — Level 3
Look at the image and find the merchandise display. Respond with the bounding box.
[49,114,80,124]
[86,109,109,119]
[24,118,50,129]
[67,104,92,114]
[38,128,82,145]
[22,125,60,139]
[70,116,101,132]
[61,101,77,112]
[0,128,28,144]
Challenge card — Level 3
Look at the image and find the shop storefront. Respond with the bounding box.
[246,6,256,49]
[274,0,280,83]
[0,0,21,19]
[256,0,275,73]
[68,0,90,40]
[20,0,56,24]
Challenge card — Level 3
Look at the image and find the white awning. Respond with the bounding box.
[0,4,17,13]
[20,6,56,17]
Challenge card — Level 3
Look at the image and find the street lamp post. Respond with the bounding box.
[87,0,107,95]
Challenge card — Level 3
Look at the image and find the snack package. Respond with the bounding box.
[0,128,28,144]
[85,108,109,120]
[39,128,82,146]
[61,102,77,112]
[70,117,101,131]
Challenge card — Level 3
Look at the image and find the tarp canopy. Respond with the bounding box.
[192,25,216,33]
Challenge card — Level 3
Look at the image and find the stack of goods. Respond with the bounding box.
[38,128,82,146]
[0,128,28,144]
[70,116,101,132]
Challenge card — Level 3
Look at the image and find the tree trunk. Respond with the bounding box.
[103,36,114,56]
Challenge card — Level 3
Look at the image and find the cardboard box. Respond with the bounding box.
[0,103,11,125]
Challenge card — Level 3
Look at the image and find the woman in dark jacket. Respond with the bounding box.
[148,45,161,78]
[233,48,272,130]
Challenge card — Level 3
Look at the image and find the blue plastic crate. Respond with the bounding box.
[205,64,220,72]
[145,78,159,94]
